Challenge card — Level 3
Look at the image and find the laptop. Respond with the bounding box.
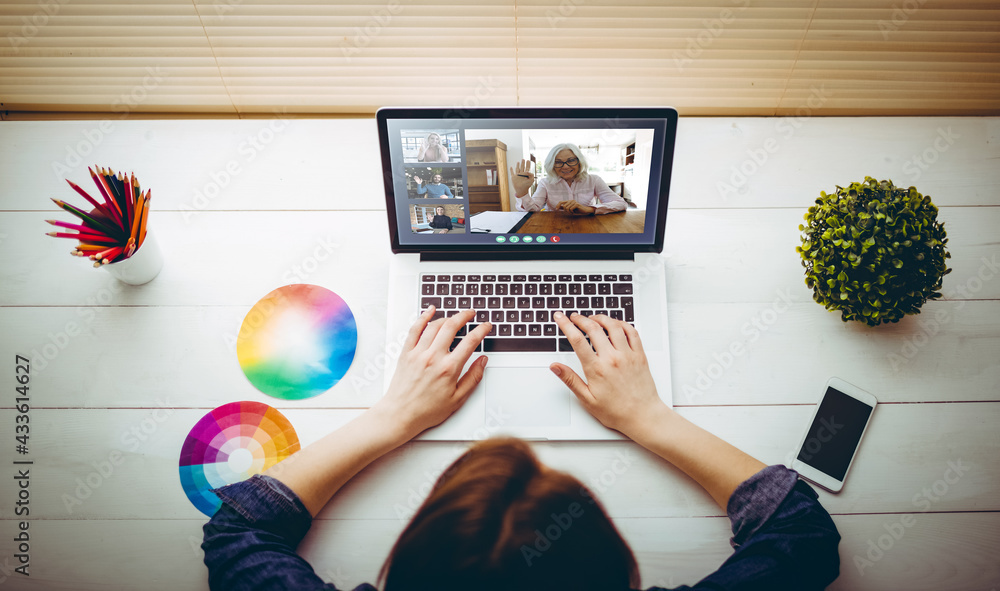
[377,107,678,440]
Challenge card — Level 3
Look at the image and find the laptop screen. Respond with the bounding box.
[377,107,677,255]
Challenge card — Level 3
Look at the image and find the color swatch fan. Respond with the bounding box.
[237,284,358,400]
[179,401,300,517]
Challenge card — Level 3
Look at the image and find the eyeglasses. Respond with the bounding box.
[553,157,579,169]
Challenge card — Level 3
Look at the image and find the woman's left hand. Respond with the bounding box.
[373,308,491,439]
[557,200,596,215]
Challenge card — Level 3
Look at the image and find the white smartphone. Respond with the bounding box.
[791,377,877,493]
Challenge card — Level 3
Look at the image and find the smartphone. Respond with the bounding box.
[791,377,877,493]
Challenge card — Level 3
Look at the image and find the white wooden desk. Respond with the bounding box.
[0,117,998,590]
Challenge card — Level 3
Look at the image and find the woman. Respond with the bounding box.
[510,143,627,215]
[428,205,453,234]
[417,133,449,162]
[203,310,841,590]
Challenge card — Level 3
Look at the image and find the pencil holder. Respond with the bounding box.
[102,231,163,285]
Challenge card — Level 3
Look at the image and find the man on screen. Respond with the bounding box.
[511,143,626,215]
[428,206,454,234]
[415,174,454,198]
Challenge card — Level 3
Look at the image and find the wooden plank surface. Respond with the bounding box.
[0,117,997,591]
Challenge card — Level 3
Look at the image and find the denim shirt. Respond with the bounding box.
[202,465,840,591]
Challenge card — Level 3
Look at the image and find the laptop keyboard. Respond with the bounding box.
[419,274,635,352]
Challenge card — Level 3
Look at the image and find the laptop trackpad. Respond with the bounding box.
[484,367,571,427]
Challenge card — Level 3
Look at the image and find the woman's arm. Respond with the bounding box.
[263,308,490,516]
[624,405,765,510]
[202,310,491,589]
[523,179,549,213]
[550,312,763,509]
[551,312,840,590]
[589,176,627,215]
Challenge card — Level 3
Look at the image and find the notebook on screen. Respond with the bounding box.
[377,107,677,440]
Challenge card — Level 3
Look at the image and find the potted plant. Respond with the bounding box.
[797,177,951,326]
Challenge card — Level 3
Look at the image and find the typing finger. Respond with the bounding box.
[590,314,630,351]
[403,307,436,352]
[568,312,614,356]
[553,311,597,364]
[431,309,477,353]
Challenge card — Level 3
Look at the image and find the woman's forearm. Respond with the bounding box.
[262,405,410,517]
[626,405,766,510]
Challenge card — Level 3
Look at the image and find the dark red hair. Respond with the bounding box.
[381,438,639,590]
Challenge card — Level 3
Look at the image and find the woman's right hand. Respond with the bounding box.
[509,159,535,197]
[550,312,670,438]
[376,308,491,439]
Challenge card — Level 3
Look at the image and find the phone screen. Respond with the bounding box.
[796,387,874,481]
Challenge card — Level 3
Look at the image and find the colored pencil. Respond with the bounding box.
[106,168,127,224]
[51,168,153,270]
[130,174,140,224]
[47,231,119,242]
[129,191,144,245]
[102,168,124,219]
[50,199,123,238]
[65,180,116,221]
[46,219,109,234]
[137,191,151,247]
[88,167,124,228]
[120,172,132,223]
[73,243,110,253]
[116,170,130,215]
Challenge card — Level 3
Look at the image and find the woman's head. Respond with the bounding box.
[435,206,445,215]
[381,438,638,591]
[426,133,441,145]
[544,143,588,182]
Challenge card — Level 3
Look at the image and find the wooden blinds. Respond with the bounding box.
[1,0,998,117]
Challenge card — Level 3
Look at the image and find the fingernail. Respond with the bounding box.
[554,311,564,319]
[550,365,562,376]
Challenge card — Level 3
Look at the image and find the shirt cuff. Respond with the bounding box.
[213,474,314,547]
[726,465,802,548]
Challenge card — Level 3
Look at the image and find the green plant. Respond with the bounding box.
[797,177,951,326]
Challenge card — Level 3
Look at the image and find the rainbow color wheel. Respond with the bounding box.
[178,401,301,517]
[237,284,357,400]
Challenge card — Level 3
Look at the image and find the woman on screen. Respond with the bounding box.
[511,143,626,215]
[417,132,450,162]
[202,309,841,591]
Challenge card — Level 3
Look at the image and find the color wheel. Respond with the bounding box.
[178,401,300,517]
[237,284,358,400]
